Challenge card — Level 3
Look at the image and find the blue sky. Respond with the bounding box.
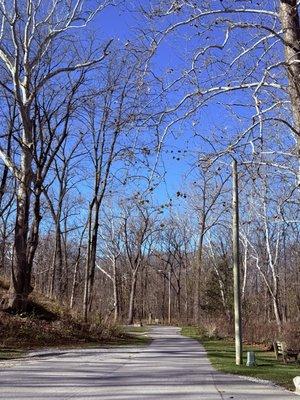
[74,1,294,211]
[86,4,196,205]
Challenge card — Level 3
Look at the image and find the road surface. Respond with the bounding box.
[0,326,298,399]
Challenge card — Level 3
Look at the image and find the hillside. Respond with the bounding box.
[0,277,137,355]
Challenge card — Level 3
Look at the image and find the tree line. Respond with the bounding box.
[0,1,299,340]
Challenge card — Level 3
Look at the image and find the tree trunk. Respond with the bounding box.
[184,266,189,324]
[128,270,137,325]
[71,228,86,309]
[83,200,100,321]
[0,125,12,212]
[176,280,181,318]
[112,257,119,323]
[62,226,69,299]
[194,224,205,324]
[162,274,166,321]
[8,134,33,311]
[232,159,243,365]
[279,0,300,182]
[27,188,42,275]
[49,223,63,299]
[272,295,283,330]
[83,255,90,322]
[55,227,64,297]
[70,257,79,310]
[168,269,171,324]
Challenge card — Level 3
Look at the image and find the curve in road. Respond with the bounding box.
[0,326,298,399]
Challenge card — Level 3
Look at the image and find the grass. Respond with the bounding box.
[121,325,151,346]
[0,349,25,360]
[182,326,300,391]
[123,325,149,333]
[102,329,151,347]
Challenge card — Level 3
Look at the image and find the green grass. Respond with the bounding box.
[123,325,149,334]
[121,326,151,346]
[182,326,300,391]
[0,349,25,360]
[103,332,151,347]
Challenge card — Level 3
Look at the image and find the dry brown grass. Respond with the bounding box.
[0,276,128,351]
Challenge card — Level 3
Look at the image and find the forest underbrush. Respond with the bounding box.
[190,314,300,350]
[0,277,147,359]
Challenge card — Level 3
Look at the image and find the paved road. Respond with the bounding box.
[0,326,298,399]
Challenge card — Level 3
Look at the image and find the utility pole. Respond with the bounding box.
[168,269,171,324]
[232,158,243,365]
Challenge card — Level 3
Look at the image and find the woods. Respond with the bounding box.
[0,0,299,350]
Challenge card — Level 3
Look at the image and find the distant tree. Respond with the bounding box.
[188,165,230,323]
[81,50,151,321]
[121,199,158,324]
[44,136,83,299]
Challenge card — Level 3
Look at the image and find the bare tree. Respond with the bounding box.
[121,199,158,325]
[44,136,83,299]
[187,165,230,323]
[155,215,194,321]
[81,50,150,321]
[140,1,299,184]
[0,1,113,311]
[279,0,300,181]
[97,210,123,322]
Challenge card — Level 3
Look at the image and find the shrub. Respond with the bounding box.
[282,322,300,351]
[0,310,123,349]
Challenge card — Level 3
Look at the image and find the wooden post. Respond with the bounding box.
[232,159,243,365]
